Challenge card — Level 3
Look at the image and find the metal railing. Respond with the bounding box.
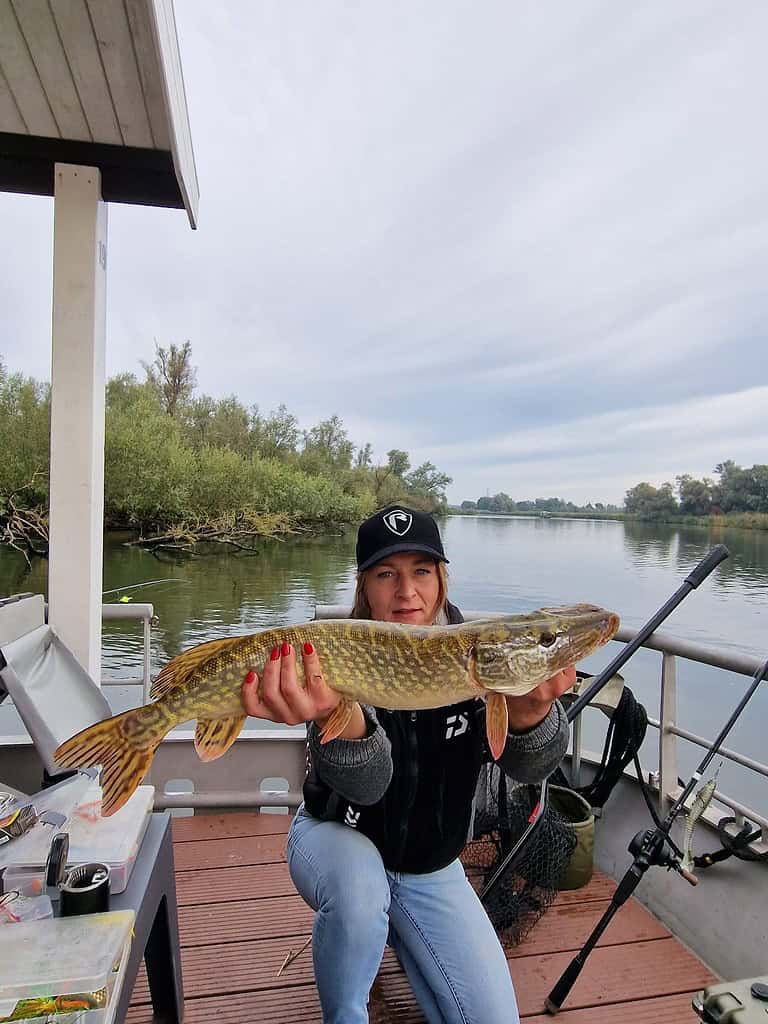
[101,602,154,701]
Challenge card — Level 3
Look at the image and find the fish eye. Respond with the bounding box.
[539,631,557,648]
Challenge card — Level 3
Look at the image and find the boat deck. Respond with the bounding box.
[126,812,716,1023]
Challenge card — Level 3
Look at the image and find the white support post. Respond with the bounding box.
[48,164,108,681]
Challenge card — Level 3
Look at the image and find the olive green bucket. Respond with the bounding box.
[549,785,595,890]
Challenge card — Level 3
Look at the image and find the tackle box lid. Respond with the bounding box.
[0,909,134,1017]
[67,785,154,863]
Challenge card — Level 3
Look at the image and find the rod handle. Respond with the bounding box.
[678,866,699,886]
[545,957,583,1015]
[685,545,729,589]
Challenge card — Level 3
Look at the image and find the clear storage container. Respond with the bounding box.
[0,909,134,1024]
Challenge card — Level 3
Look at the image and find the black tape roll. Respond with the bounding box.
[59,862,110,916]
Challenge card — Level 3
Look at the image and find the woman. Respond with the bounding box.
[241,506,574,1024]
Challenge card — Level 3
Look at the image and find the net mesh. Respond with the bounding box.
[462,764,578,945]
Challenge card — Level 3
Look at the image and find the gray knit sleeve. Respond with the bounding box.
[495,699,569,783]
[307,704,393,806]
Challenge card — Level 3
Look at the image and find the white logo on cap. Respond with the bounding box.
[383,509,413,536]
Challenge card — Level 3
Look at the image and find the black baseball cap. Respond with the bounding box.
[356,506,449,572]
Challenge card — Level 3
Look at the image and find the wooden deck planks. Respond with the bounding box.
[128,811,715,1023]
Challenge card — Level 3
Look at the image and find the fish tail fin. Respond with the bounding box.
[55,708,167,816]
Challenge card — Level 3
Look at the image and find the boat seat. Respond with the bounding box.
[0,594,111,781]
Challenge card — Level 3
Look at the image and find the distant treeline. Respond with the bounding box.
[458,462,768,529]
[458,494,622,515]
[0,344,452,547]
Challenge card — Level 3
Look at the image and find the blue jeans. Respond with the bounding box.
[286,807,520,1024]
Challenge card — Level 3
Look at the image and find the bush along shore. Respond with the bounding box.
[0,346,452,563]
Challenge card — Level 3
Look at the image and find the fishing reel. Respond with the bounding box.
[628,828,698,886]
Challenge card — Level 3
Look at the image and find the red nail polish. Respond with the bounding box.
[245,670,256,685]
[304,641,314,656]
[270,647,280,662]
[281,640,291,657]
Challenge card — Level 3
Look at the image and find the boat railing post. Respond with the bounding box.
[143,613,153,703]
[659,651,679,814]
[570,713,583,788]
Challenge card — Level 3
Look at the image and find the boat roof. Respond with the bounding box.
[0,0,198,226]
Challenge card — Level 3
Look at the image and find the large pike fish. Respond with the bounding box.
[55,604,619,816]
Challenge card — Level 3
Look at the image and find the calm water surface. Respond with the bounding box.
[1,516,766,813]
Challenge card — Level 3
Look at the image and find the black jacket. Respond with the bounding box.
[302,602,569,873]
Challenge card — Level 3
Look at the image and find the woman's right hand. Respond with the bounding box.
[241,638,344,729]
[240,640,342,727]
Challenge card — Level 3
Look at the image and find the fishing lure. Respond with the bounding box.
[0,991,106,1022]
[680,764,722,873]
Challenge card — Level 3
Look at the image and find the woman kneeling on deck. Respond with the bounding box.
[242,506,574,1024]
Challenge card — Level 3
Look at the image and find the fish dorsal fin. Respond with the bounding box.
[150,635,244,699]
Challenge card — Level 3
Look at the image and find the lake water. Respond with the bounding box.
[1,515,766,815]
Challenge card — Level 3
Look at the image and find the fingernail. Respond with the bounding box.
[270,647,280,662]
[303,641,314,656]
[245,670,256,685]
[281,641,291,657]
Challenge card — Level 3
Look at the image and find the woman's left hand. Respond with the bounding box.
[505,664,576,733]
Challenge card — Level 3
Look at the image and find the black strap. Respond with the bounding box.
[554,685,648,810]
[694,817,768,868]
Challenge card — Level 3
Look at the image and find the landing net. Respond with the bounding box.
[463,764,578,945]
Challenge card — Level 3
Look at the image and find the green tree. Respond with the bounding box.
[624,482,678,520]
[184,395,217,448]
[405,462,453,511]
[0,364,50,500]
[355,443,373,469]
[104,387,192,528]
[142,340,197,417]
[205,395,251,454]
[676,474,714,516]
[251,404,301,460]
[386,449,410,477]
[301,415,354,473]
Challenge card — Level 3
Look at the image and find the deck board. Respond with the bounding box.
[128,811,714,1022]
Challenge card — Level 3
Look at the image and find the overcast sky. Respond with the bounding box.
[1,1,766,505]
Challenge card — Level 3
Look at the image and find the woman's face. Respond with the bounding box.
[363,551,441,625]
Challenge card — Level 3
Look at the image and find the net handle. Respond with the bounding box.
[479,776,550,902]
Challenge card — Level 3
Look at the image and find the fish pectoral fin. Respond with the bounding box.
[318,699,356,744]
[194,714,247,762]
[485,693,509,760]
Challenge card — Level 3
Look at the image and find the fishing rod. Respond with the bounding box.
[545,648,768,1014]
[480,544,729,906]
[102,579,189,599]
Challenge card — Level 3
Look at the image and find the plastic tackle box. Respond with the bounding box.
[67,786,154,894]
[0,909,134,1024]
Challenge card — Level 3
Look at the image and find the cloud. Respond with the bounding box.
[1,1,765,508]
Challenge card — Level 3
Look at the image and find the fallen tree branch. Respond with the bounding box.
[0,480,50,567]
[124,509,297,554]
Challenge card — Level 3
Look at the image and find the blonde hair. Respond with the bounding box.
[351,559,449,623]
